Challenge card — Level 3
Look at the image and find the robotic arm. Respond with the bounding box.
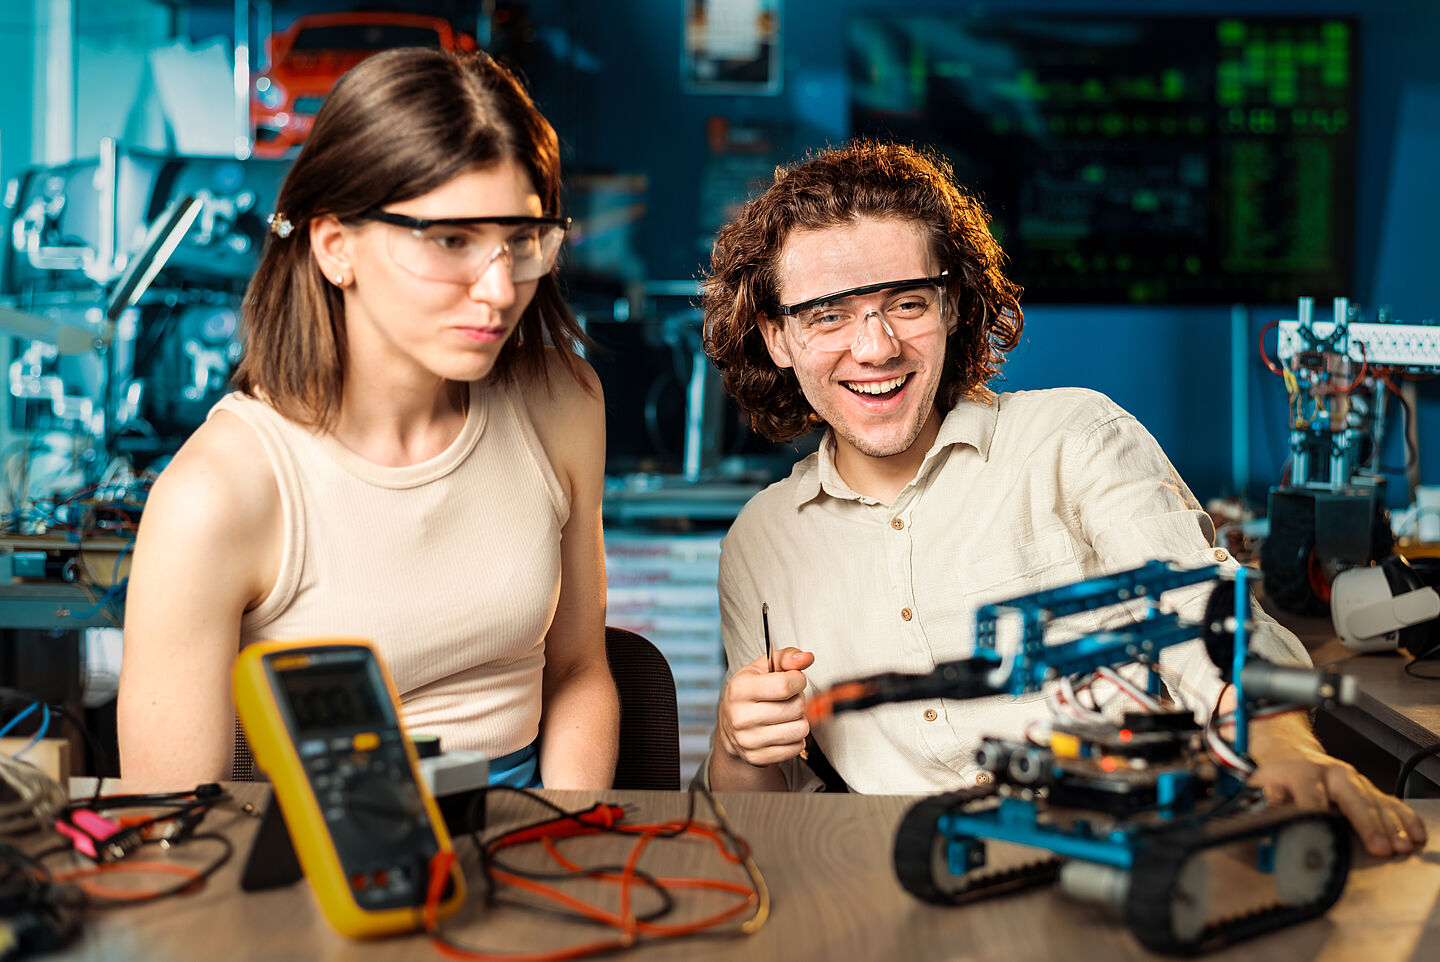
[808,561,1354,752]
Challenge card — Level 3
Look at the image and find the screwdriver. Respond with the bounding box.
[762,602,807,761]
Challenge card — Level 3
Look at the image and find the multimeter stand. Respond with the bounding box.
[238,791,304,892]
[434,787,487,839]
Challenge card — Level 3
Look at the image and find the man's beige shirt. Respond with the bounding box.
[715,387,1308,794]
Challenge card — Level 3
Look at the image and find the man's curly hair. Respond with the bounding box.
[703,140,1024,442]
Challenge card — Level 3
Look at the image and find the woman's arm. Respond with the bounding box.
[526,354,619,789]
[117,413,281,783]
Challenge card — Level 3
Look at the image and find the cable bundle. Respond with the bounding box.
[422,785,769,960]
[0,692,230,957]
[33,785,233,907]
[0,783,231,954]
[0,754,67,840]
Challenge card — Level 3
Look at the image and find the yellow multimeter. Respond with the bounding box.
[233,638,465,937]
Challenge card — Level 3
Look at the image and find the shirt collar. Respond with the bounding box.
[791,393,999,508]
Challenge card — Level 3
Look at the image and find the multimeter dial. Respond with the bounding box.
[343,770,425,844]
[280,659,440,908]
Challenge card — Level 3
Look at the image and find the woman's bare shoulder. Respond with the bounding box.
[516,347,602,413]
[517,347,603,431]
[143,410,280,545]
[509,348,605,500]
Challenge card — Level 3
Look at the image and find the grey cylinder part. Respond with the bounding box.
[1238,662,1354,707]
[1058,860,1130,907]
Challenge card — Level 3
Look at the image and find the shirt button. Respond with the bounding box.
[975,771,993,785]
[1213,548,1228,562]
[900,607,913,621]
[891,517,904,530]
[923,708,937,722]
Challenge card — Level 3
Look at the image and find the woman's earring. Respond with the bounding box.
[333,274,346,287]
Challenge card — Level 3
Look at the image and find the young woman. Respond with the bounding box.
[118,47,618,790]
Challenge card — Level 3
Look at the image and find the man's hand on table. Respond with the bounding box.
[1250,711,1427,858]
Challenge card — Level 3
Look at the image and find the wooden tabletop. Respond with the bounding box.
[1317,646,1440,744]
[37,783,1440,962]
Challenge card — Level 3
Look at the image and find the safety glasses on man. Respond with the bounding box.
[774,272,950,352]
[359,210,570,284]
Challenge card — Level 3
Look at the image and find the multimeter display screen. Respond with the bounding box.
[277,662,389,735]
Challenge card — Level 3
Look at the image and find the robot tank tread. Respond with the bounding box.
[892,789,1351,956]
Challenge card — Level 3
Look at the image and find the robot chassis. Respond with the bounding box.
[811,562,1357,955]
[1260,295,1440,615]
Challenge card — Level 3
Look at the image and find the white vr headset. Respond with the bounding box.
[1332,556,1440,655]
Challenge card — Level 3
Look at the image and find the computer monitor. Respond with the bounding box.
[849,15,1358,304]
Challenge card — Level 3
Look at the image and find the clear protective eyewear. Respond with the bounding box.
[774,272,950,351]
[359,209,570,284]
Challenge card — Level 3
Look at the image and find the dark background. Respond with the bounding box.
[156,0,1440,502]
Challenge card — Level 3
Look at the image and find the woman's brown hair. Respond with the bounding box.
[703,139,1024,442]
[235,47,584,428]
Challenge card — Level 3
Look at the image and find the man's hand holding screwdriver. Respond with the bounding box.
[708,603,816,791]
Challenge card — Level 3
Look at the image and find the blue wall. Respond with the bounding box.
[186,0,1440,504]
[512,0,1440,504]
[0,5,37,199]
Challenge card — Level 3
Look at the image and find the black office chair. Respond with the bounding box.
[232,724,256,781]
[231,628,681,790]
[605,626,681,791]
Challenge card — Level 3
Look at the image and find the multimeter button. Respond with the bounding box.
[325,806,346,822]
[350,873,368,891]
[352,732,381,751]
[372,870,391,889]
[299,738,327,757]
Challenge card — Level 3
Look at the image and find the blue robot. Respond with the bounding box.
[809,562,1355,955]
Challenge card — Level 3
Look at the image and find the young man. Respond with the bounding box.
[700,140,1422,858]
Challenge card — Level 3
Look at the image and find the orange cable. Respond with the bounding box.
[51,860,204,900]
[429,811,762,960]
